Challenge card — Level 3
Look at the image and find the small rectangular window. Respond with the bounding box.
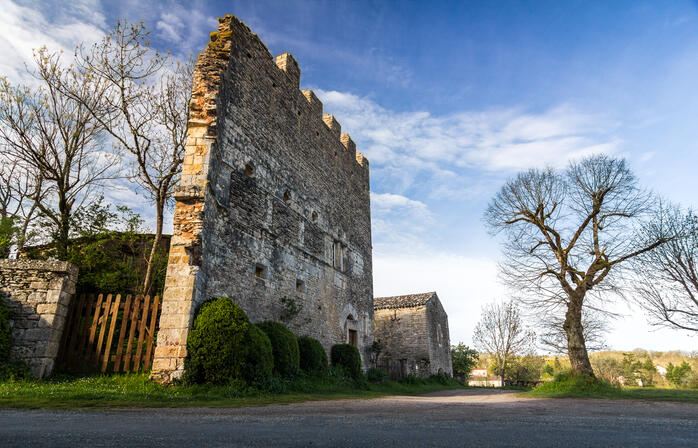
[255,264,266,280]
[296,279,305,293]
[332,241,347,271]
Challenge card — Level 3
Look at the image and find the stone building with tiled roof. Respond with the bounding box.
[373,292,452,379]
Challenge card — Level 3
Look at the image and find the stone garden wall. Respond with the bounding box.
[0,259,78,377]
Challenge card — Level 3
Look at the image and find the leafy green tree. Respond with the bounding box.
[0,216,17,258]
[451,343,479,379]
[666,361,693,388]
[621,353,656,386]
[504,355,545,384]
[592,356,624,385]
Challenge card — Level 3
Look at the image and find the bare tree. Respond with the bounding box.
[0,158,45,255]
[0,48,116,260]
[484,155,672,376]
[68,20,192,294]
[538,307,609,354]
[633,204,698,332]
[473,300,535,384]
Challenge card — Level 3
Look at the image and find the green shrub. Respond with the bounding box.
[532,371,619,396]
[330,344,362,379]
[184,297,273,384]
[429,372,450,385]
[256,321,299,376]
[366,367,387,383]
[0,295,11,364]
[401,374,426,385]
[242,324,275,382]
[298,336,328,374]
[0,359,30,381]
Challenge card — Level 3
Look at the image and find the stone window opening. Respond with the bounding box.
[254,264,267,280]
[283,190,291,203]
[311,211,318,223]
[331,241,347,272]
[296,279,305,294]
[245,163,255,177]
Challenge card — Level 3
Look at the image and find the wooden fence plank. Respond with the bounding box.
[87,293,104,370]
[123,295,141,372]
[56,292,162,374]
[113,294,132,372]
[57,293,77,369]
[133,295,151,372]
[94,294,113,368]
[101,294,121,372]
[66,294,87,372]
[144,295,160,371]
[78,295,96,371]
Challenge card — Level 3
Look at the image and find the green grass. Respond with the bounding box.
[0,372,466,409]
[524,372,698,403]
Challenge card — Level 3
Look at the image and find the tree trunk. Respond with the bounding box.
[142,198,164,296]
[563,297,595,376]
[56,197,71,261]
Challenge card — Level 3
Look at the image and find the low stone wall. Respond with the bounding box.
[0,259,78,377]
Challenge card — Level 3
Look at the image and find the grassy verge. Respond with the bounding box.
[524,373,698,403]
[0,373,465,410]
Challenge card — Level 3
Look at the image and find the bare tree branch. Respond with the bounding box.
[484,155,673,376]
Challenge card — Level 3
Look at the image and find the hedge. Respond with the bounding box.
[298,336,328,374]
[256,321,300,376]
[331,343,362,379]
[184,297,273,384]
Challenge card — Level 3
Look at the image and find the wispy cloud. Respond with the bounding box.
[151,4,216,55]
[0,0,105,83]
[315,89,621,198]
[370,192,434,253]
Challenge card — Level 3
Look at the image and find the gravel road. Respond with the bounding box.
[1,389,696,447]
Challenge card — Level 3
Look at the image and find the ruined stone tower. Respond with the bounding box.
[151,15,373,382]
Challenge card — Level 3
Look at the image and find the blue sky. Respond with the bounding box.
[2,0,697,351]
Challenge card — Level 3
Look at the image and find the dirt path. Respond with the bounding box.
[1,389,696,447]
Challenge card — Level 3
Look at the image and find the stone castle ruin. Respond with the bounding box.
[150,15,374,382]
[1,14,452,381]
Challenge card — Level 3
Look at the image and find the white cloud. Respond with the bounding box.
[370,192,434,254]
[0,0,105,83]
[156,12,185,43]
[314,89,621,197]
[152,5,216,54]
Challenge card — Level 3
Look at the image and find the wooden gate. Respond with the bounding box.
[56,294,161,373]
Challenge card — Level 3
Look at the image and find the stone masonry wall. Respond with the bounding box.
[374,306,431,378]
[374,296,453,378]
[152,15,373,382]
[0,259,78,377]
[425,297,453,376]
